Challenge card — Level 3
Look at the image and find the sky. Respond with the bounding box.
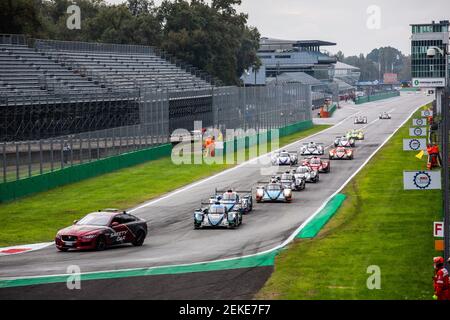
[106,0,450,56]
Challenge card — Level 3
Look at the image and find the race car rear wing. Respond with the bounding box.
[215,188,252,195]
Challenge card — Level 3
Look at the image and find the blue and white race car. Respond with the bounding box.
[271,150,298,166]
[256,179,293,203]
[209,189,253,213]
[194,202,243,229]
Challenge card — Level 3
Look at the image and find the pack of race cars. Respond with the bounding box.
[55,112,392,250]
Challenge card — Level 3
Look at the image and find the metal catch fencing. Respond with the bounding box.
[0,83,312,183]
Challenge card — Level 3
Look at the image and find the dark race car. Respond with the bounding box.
[55,209,148,252]
[209,189,253,214]
[302,156,331,173]
[277,171,306,191]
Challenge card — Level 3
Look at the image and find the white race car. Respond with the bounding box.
[334,136,356,148]
[379,112,391,119]
[300,142,324,156]
[271,150,298,166]
[354,116,368,124]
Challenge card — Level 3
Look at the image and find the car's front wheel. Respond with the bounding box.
[96,236,107,251]
[132,230,146,246]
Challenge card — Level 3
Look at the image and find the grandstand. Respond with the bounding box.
[0,35,215,141]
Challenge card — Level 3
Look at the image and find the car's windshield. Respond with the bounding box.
[267,184,281,191]
[280,152,289,157]
[222,193,236,201]
[281,174,292,180]
[77,213,111,226]
[311,159,321,165]
[209,206,225,214]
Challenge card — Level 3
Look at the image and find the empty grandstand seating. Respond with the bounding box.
[0,37,213,105]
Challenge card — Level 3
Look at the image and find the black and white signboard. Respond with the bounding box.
[403,171,441,190]
[409,127,427,137]
[403,138,427,151]
[421,110,433,117]
[412,118,427,126]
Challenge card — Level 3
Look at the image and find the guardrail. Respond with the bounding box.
[0,119,313,203]
[355,91,400,105]
[0,34,27,46]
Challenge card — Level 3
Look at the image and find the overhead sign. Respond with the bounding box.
[421,110,433,117]
[412,118,427,126]
[434,222,444,238]
[403,171,442,190]
[409,127,427,137]
[412,78,446,88]
[403,138,427,151]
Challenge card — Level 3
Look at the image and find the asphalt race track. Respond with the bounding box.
[0,93,432,298]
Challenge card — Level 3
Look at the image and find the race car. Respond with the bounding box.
[194,202,242,229]
[293,166,319,183]
[334,136,356,148]
[379,112,391,119]
[329,146,354,160]
[256,179,293,203]
[346,129,365,140]
[210,189,253,213]
[55,209,148,252]
[277,171,306,191]
[300,142,324,156]
[354,116,368,124]
[271,150,298,166]
[302,156,331,173]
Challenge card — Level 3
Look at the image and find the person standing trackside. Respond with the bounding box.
[433,256,449,300]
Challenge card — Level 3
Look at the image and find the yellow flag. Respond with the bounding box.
[415,150,424,160]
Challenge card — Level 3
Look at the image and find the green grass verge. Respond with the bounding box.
[257,106,442,300]
[0,125,330,247]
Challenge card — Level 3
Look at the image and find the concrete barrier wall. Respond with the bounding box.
[355,91,400,105]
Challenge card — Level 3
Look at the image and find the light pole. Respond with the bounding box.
[428,45,450,266]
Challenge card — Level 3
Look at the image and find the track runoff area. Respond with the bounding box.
[0,94,432,293]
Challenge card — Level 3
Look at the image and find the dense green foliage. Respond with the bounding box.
[0,0,260,85]
[335,47,411,82]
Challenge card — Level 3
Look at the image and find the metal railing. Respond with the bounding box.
[0,83,312,183]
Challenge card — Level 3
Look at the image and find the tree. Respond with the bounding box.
[0,0,43,36]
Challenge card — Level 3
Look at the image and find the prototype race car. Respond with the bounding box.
[346,129,365,140]
[334,136,356,147]
[300,142,324,156]
[354,116,368,124]
[302,156,331,173]
[194,202,242,229]
[277,171,306,191]
[329,146,354,160]
[293,166,319,183]
[210,189,253,213]
[379,112,391,119]
[55,209,148,252]
[271,150,298,166]
[256,179,293,203]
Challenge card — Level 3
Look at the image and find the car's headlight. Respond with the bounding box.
[81,234,97,240]
[55,233,62,239]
